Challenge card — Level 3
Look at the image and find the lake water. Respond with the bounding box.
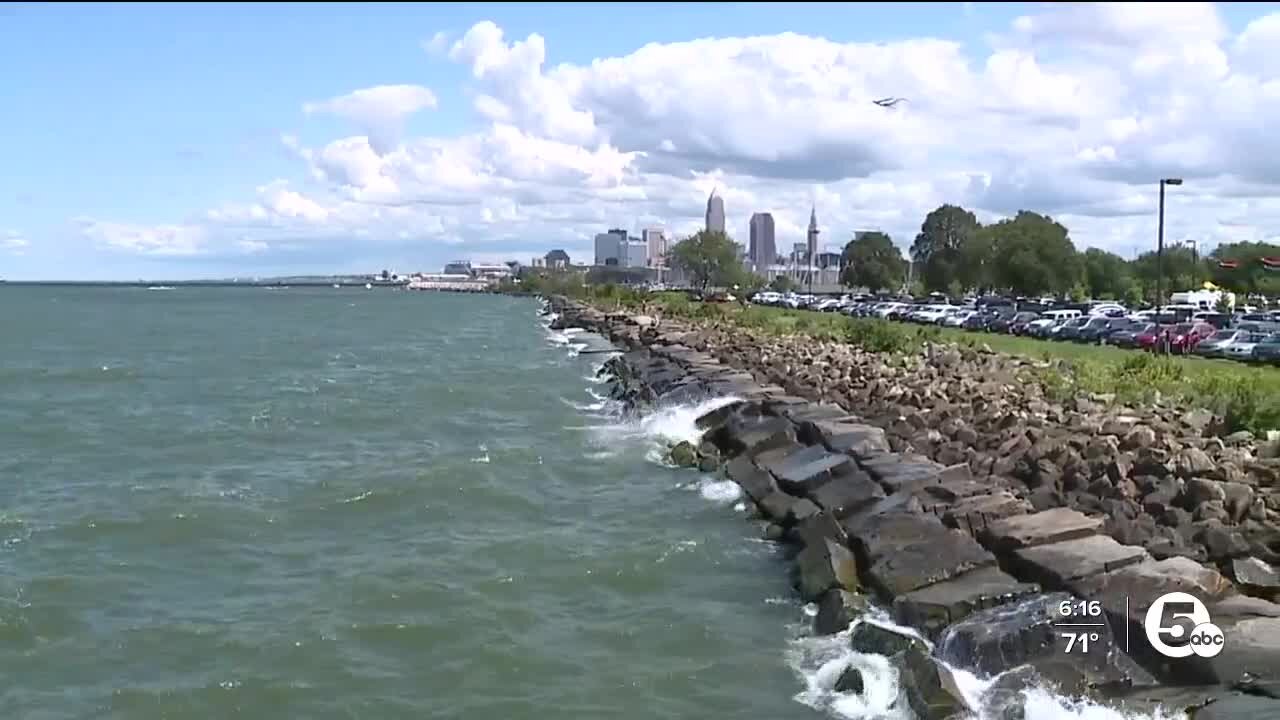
[0,287,829,720]
[0,286,1187,720]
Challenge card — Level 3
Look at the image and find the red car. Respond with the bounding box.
[1157,322,1217,354]
[1136,324,1172,351]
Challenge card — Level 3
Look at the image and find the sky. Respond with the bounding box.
[3,1,1280,280]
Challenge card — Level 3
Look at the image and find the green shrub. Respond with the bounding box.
[845,318,912,354]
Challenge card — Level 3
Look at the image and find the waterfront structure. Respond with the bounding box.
[748,212,776,271]
[705,189,726,234]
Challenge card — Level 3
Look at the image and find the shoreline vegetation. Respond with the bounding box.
[540,282,1280,437]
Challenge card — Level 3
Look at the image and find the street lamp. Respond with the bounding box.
[1156,177,1183,316]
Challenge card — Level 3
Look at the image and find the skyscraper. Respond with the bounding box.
[807,205,820,263]
[642,227,667,267]
[705,189,726,234]
[748,212,776,270]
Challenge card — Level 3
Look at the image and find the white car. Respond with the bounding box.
[1222,332,1268,361]
[944,310,975,327]
[913,304,954,324]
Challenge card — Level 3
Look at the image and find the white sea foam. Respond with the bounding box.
[689,477,741,505]
[786,609,1188,720]
[583,395,743,465]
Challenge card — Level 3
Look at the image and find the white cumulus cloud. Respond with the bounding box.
[70,4,1280,270]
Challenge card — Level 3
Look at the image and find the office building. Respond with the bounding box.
[594,229,647,268]
[705,189,726,234]
[642,228,667,267]
[748,212,776,271]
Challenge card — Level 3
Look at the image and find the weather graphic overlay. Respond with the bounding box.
[1143,592,1226,659]
[1052,598,1109,655]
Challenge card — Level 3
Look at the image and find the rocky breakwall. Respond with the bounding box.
[546,295,1280,719]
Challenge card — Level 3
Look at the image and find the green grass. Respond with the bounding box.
[614,294,1280,435]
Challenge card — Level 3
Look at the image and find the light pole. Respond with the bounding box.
[1156,177,1182,315]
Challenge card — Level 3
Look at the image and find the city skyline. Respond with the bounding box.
[4,3,1280,280]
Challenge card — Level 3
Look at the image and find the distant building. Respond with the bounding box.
[531,257,546,268]
[642,227,667,267]
[705,189,726,234]
[748,212,776,271]
[791,242,809,264]
[443,260,471,275]
[807,206,820,263]
[544,249,571,269]
[594,229,647,267]
[471,263,512,279]
[815,251,842,270]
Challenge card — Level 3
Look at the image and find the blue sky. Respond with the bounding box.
[4,2,1280,279]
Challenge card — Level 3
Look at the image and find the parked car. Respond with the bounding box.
[1194,329,1251,358]
[1075,316,1122,343]
[1136,324,1174,351]
[1165,322,1217,354]
[1053,316,1090,341]
[1250,334,1280,365]
[1109,322,1155,348]
[1007,312,1042,335]
[1222,331,1269,361]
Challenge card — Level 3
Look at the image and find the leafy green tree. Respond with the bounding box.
[669,230,743,293]
[1082,248,1132,300]
[840,231,907,292]
[983,211,1082,297]
[769,275,795,293]
[958,229,998,293]
[910,205,981,293]
[1131,246,1200,304]
[1207,241,1280,297]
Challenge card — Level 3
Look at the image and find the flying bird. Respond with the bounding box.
[872,97,908,108]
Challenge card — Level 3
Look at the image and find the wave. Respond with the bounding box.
[786,608,1186,720]
[584,395,743,465]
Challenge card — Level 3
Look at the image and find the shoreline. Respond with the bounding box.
[545,294,1280,719]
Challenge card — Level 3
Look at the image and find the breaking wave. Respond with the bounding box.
[786,607,1188,720]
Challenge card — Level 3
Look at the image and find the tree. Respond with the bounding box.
[910,205,981,293]
[1082,248,1132,300]
[840,231,907,292]
[769,275,795,293]
[982,211,1082,297]
[669,230,743,293]
[1207,241,1280,297]
[1131,246,1199,304]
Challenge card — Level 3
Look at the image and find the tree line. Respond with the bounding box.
[663,205,1280,302]
[894,204,1280,301]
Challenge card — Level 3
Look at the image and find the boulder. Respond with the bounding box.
[1177,448,1217,478]
[813,589,871,636]
[980,507,1104,552]
[849,621,928,657]
[711,414,797,458]
[795,537,859,601]
[1186,477,1227,506]
[1009,535,1149,587]
[668,441,698,468]
[860,453,948,493]
[1233,557,1280,597]
[803,419,892,459]
[940,492,1032,536]
[834,664,865,694]
[856,511,997,598]
[757,444,853,496]
[724,455,777,502]
[893,565,1040,639]
[891,645,974,720]
[808,470,885,517]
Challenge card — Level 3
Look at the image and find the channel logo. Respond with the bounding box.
[1143,592,1225,659]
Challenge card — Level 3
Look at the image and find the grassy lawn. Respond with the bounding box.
[600,291,1280,434]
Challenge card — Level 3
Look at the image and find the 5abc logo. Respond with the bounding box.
[1143,592,1226,659]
